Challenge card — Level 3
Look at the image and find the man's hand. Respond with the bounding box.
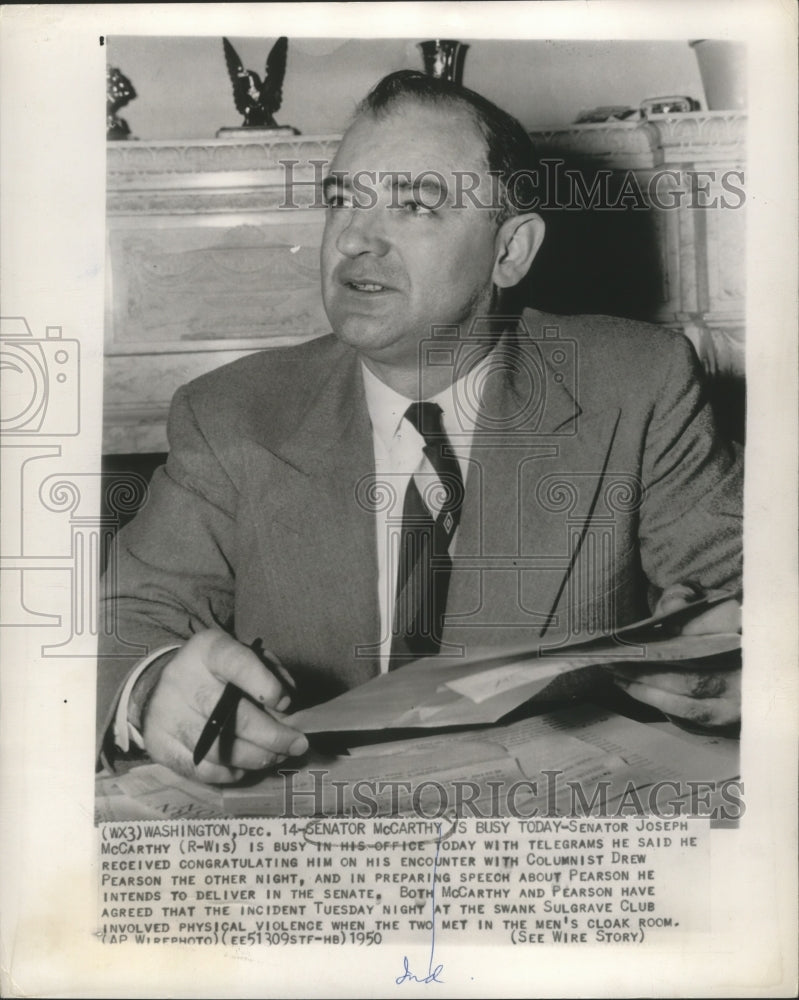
[610,584,742,730]
[136,629,309,784]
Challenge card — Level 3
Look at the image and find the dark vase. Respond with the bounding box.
[417,40,470,85]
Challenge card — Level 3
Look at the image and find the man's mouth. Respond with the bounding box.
[346,280,388,293]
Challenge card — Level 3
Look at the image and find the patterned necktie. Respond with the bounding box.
[389,401,465,668]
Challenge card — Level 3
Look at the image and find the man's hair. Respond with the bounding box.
[355,70,540,226]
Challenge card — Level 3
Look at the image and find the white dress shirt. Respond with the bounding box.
[360,355,490,671]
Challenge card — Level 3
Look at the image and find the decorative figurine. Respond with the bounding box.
[417,40,469,85]
[640,95,701,117]
[106,66,136,141]
[221,36,298,133]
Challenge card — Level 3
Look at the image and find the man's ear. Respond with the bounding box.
[492,213,546,289]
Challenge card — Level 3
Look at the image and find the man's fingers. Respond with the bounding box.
[172,694,308,764]
[653,586,742,636]
[151,722,296,783]
[680,599,741,635]
[203,733,293,772]
[149,730,246,785]
[614,678,740,727]
[194,761,247,785]
[232,698,308,758]
[611,666,733,698]
[201,631,287,708]
[654,583,700,616]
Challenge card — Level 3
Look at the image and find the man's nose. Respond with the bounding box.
[335,206,389,257]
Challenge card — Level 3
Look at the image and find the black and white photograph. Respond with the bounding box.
[1,3,796,997]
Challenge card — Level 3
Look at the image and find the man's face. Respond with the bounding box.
[320,102,502,369]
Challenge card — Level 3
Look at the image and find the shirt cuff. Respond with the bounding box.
[113,645,182,753]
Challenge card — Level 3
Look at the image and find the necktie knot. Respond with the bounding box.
[403,401,463,516]
[404,401,445,443]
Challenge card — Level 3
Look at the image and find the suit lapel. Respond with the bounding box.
[444,321,622,654]
[244,349,380,691]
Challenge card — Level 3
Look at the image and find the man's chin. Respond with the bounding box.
[329,317,404,356]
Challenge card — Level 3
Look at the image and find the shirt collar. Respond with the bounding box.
[361,349,493,451]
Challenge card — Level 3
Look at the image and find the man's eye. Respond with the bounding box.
[397,200,434,215]
[323,193,352,209]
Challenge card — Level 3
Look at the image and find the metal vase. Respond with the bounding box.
[417,40,470,85]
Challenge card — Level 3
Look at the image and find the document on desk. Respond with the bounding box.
[222,703,738,817]
[95,764,226,822]
[291,629,740,734]
[95,703,738,820]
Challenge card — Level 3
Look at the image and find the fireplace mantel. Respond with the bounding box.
[105,113,746,453]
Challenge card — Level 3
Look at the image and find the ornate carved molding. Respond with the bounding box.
[106,115,746,216]
[107,134,340,216]
[107,135,341,180]
[647,112,746,163]
[109,187,324,215]
[529,121,663,169]
[528,113,746,168]
[107,115,746,182]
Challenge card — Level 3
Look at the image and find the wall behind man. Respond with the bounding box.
[107,36,707,139]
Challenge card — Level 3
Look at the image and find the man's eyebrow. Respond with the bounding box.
[391,176,443,193]
[390,174,453,205]
[320,172,452,203]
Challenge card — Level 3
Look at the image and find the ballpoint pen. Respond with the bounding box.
[192,681,243,766]
[193,639,291,766]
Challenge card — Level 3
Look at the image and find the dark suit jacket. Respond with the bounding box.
[97,310,743,749]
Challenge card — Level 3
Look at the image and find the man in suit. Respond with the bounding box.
[98,71,742,784]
